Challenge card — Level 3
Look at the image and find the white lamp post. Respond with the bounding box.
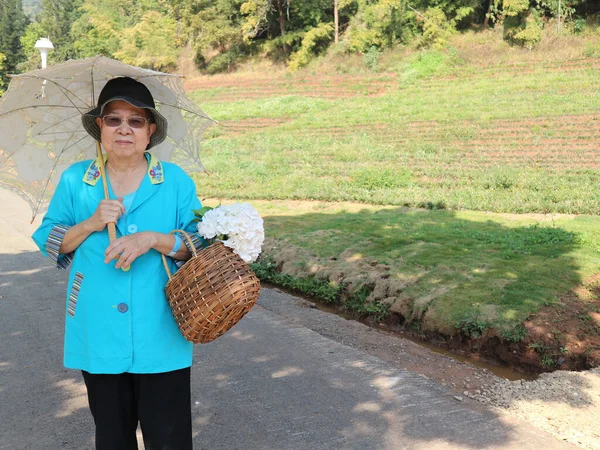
[34,38,54,98]
[34,37,54,69]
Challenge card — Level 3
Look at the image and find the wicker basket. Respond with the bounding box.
[161,230,261,344]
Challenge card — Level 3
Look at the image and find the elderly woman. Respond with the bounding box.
[32,77,202,450]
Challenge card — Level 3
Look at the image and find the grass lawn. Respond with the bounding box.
[191,50,600,214]
[200,198,600,339]
[189,39,600,359]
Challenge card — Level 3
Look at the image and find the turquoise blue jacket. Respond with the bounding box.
[32,153,203,374]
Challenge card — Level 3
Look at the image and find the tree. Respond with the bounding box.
[342,0,409,53]
[188,0,245,54]
[274,0,289,55]
[499,0,543,48]
[483,0,494,28]
[171,0,247,72]
[114,11,179,71]
[0,52,6,96]
[288,21,333,70]
[241,0,334,56]
[70,0,127,58]
[240,0,300,56]
[412,0,481,29]
[334,0,338,43]
[240,0,272,43]
[70,0,177,64]
[37,0,83,62]
[22,0,41,17]
[0,0,29,82]
[18,21,45,71]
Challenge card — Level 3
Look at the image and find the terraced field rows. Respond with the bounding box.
[186,74,396,101]
[217,114,600,170]
[187,58,600,102]
[191,54,600,213]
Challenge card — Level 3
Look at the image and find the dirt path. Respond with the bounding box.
[259,287,600,450]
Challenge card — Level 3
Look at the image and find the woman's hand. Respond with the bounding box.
[87,199,125,232]
[59,198,125,255]
[104,232,156,269]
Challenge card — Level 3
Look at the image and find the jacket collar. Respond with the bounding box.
[82,152,164,186]
[82,153,165,235]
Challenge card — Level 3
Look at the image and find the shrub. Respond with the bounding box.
[363,46,381,72]
[573,18,586,34]
[288,23,334,72]
[343,0,407,53]
[585,42,600,58]
[205,46,243,74]
[504,9,543,49]
[205,53,236,74]
[420,7,455,49]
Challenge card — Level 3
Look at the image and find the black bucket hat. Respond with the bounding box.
[82,77,167,149]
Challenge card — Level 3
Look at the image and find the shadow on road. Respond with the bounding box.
[0,247,575,449]
[0,250,94,450]
[190,307,569,449]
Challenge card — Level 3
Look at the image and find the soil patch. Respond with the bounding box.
[461,280,600,373]
[523,284,600,369]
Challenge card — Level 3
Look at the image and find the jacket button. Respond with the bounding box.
[117,303,128,313]
[127,224,138,234]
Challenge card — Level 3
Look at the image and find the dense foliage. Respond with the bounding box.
[0,0,598,78]
[0,0,28,83]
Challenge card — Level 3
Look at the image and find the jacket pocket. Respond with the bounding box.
[67,272,84,317]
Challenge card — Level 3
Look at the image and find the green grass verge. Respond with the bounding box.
[230,199,600,336]
[251,256,390,320]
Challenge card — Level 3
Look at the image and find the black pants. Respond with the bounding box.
[82,368,193,450]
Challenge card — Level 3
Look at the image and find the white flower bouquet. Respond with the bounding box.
[164,202,263,344]
[195,203,264,263]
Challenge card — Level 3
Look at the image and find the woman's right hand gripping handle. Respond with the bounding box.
[87,198,125,232]
[58,198,125,254]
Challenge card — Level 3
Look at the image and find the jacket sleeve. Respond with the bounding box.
[31,171,76,270]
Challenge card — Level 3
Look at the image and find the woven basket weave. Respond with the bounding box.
[162,231,261,344]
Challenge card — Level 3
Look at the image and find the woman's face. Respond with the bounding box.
[95,100,157,160]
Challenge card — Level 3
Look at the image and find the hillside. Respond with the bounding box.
[188,31,600,215]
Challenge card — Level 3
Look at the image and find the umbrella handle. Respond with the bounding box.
[95,142,118,242]
[96,142,126,270]
[107,224,117,242]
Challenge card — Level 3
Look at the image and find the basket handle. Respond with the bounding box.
[161,229,199,280]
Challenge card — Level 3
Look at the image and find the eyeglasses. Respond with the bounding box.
[101,115,150,129]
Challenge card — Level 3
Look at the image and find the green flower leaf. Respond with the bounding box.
[193,206,215,219]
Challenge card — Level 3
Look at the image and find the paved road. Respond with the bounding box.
[0,189,576,450]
